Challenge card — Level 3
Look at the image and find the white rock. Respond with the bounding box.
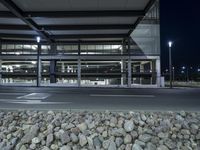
[124,120,134,132]
[30,143,36,149]
[20,145,27,150]
[32,137,40,144]
[139,134,152,143]
[141,114,147,121]
[79,134,87,147]
[108,141,117,150]
[77,123,87,132]
[60,145,71,150]
[50,144,58,150]
[157,145,169,150]
[132,143,143,150]
[70,133,78,143]
[103,140,110,149]
[124,134,132,144]
[41,146,50,150]
[46,133,53,146]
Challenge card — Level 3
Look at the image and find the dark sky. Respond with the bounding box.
[160,0,200,72]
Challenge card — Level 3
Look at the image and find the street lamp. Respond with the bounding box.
[36,36,40,87]
[36,36,40,43]
[168,41,173,88]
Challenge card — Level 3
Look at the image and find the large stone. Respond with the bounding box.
[79,134,87,147]
[157,145,169,150]
[46,133,53,147]
[146,142,156,150]
[20,145,27,150]
[32,137,40,144]
[60,131,70,144]
[132,143,143,150]
[181,129,190,135]
[60,145,71,150]
[111,128,126,136]
[124,120,134,132]
[70,133,78,143]
[139,134,152,143]
[30,143,36,149]
[141,114,147,121]
[110,117,118,127]
[158,132,169,139]
[77,123,87,132]
[21,124,39,144]
[103,140,110,149]
[124,134,132,144]
[115,137,123,147]
[108,141,117,150]
[50,144,58,150]
[93,136,102,148]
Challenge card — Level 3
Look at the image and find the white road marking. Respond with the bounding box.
[0,99,72,105]
[17,93,50,100]
[90,94,155,98]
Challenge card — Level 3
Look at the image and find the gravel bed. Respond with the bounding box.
[0,110,200,150]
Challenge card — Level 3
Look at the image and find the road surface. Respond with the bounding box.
[0,86,200,111]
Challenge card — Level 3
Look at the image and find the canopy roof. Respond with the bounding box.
[0,0,155,43]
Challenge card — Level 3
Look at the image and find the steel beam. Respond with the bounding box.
[0,33,126,39]
[50,34,127,39]
[0,10,145,18]
[0,39,123,45]
[0,24,132,30]
[0,0,52,42]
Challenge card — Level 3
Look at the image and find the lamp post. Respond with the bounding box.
[168,41,173,88]
[36,36,40,87]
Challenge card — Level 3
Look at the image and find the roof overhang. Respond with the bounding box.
[0,0,156,43]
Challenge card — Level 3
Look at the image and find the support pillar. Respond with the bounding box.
[121,41,126,86]
[37,44,41,87]
[0,41,2,85]
[50,60,56,83]
[140,63,144,84]
[50,43,57,83]
[78,42,81,87]
[127,38,132,87]
[61,62,65,73]
[152,60,156,85]
[0,60,2,85]
[156,58,161,87]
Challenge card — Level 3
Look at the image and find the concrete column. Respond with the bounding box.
[127,38,132,87]
[50,60,56,83]
[121,41,126,86]
[140,63,144,84]
[37,44,41,87]
[152,60,156,85]
[61,62,65,73]
[156,58,161,87]
[0,41,2,85]
[78,42,81,87]
[0,59,2,85]
[49,43,57,83]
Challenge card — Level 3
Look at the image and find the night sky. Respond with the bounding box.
[160,0,200,73]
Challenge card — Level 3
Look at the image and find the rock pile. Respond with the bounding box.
[0,110,200,150]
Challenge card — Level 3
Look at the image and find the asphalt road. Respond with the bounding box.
[0,86,200,111]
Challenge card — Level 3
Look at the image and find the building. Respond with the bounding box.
[0,0,160,88]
